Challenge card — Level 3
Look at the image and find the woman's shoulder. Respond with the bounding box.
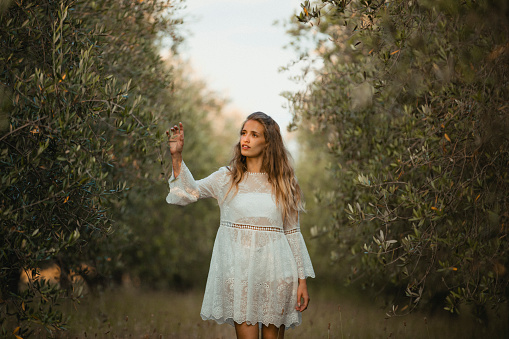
[209,166,231,191]
[207,165,231,181]
[216,165,231,175]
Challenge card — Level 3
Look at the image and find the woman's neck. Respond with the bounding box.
[246,157,264,173]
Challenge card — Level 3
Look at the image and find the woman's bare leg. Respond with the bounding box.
[261,324,285,339]
[235,322,259,339]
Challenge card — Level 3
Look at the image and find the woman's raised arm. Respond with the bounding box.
[166,122,184,178]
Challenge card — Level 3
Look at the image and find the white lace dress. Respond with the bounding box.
[166,161,315,329]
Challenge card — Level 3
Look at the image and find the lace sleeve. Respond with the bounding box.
[283,212,316,280]
[165,160,226,206]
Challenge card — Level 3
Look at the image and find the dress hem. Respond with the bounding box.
[200,313,302,330]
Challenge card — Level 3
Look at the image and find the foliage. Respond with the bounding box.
[0,0,183,335]
[287,0,509,318]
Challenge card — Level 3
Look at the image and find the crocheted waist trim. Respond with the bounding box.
[221,221,299,235]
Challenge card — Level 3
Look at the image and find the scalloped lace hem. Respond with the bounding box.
[200,313,301,330]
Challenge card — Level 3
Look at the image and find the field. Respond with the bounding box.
[27,283,507,338]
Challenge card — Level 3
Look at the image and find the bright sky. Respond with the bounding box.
[177,0,307,137]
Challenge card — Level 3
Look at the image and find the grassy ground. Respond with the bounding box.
[30,284,507,338]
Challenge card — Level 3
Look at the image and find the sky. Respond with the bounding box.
[175,0,309,137]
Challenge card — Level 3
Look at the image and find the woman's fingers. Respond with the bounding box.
[301,295,310,311]
[296,296,308,312]
[167,122,184,142]
[295,283,310,312]
[167,123,184,155]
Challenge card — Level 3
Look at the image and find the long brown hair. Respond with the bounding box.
[226,112,304,222]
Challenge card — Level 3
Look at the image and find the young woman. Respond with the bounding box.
[166,112,315,339]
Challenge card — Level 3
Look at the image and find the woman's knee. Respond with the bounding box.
[261,323,285,339]
[235,321,259,339]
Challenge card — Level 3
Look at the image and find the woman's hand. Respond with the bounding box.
[166,122,184,155]
[167,122,184,177]
[295,278,310,312]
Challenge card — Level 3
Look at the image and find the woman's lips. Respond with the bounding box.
[242,145,250,149]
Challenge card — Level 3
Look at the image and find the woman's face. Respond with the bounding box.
[240,119,266,159]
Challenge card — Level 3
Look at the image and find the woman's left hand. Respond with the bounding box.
[295,278,310,312]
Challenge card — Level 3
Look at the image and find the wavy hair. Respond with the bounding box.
[226,112,304,223]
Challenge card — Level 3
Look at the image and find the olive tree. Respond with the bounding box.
[0,0,182,335]
[287,0,509,318]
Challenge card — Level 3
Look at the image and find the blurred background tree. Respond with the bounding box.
[287,0,509,320]
[114,60,237,291]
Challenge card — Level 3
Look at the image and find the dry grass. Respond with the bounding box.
[29,284,507,338]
